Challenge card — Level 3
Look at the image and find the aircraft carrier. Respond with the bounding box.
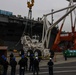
[0,10,58,50]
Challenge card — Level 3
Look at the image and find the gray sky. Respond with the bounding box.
[0,0,75,31]
[0,0,69,18]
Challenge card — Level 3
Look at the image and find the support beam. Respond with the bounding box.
[44,4,76,16]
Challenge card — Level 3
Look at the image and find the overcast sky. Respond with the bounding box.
[0,0,69,18]
[0,0,75,31]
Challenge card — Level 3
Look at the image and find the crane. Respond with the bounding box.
[51,0,76,51]
[21,0,76,57]
[40,0,76,56]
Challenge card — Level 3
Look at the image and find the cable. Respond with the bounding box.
[13,19,29,49]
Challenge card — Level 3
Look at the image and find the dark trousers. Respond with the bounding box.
[3,68,7,75]
[29,63,33,71]
[19,67,25,75]
[49,67,53,75]
[25,64,28,71]
[64,55,67,61]
[10,57,13,62]
[33,67,38,75]
[11,68,16,75]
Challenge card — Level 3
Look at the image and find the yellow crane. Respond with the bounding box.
[27,0,34,19]
[27,0,34,9]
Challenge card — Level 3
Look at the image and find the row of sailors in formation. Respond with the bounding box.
[0,53,54,75]
[0,54,40,75]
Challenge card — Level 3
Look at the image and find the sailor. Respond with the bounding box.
[47,58,54,75]
[24,55,28,71]
[3,57,9,75]
[1,55,5,64]
[20,49,24,56]
[49,49,55,59]
[0,55,5,75]
[33,57,39,75]
[10,57,17,75]
[10,52,14,62]
[18,55,26,75]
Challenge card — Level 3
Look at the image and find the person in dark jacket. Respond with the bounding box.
[0,55,5,65]
[19,49,24,56]
[0,55,5,75]
[10,52,14,62]
[18,55,27,75]
[10,57,17,75]
[3,57,9,75]
[49,50,55,59]
[33,57,39,75]
[47,58,54,75]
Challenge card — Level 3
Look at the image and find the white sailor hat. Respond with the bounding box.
[49,58,52,60]
[35,56,38,59]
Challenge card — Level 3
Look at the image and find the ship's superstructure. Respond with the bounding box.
[0,11,43,50]
[0,10,58,50]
